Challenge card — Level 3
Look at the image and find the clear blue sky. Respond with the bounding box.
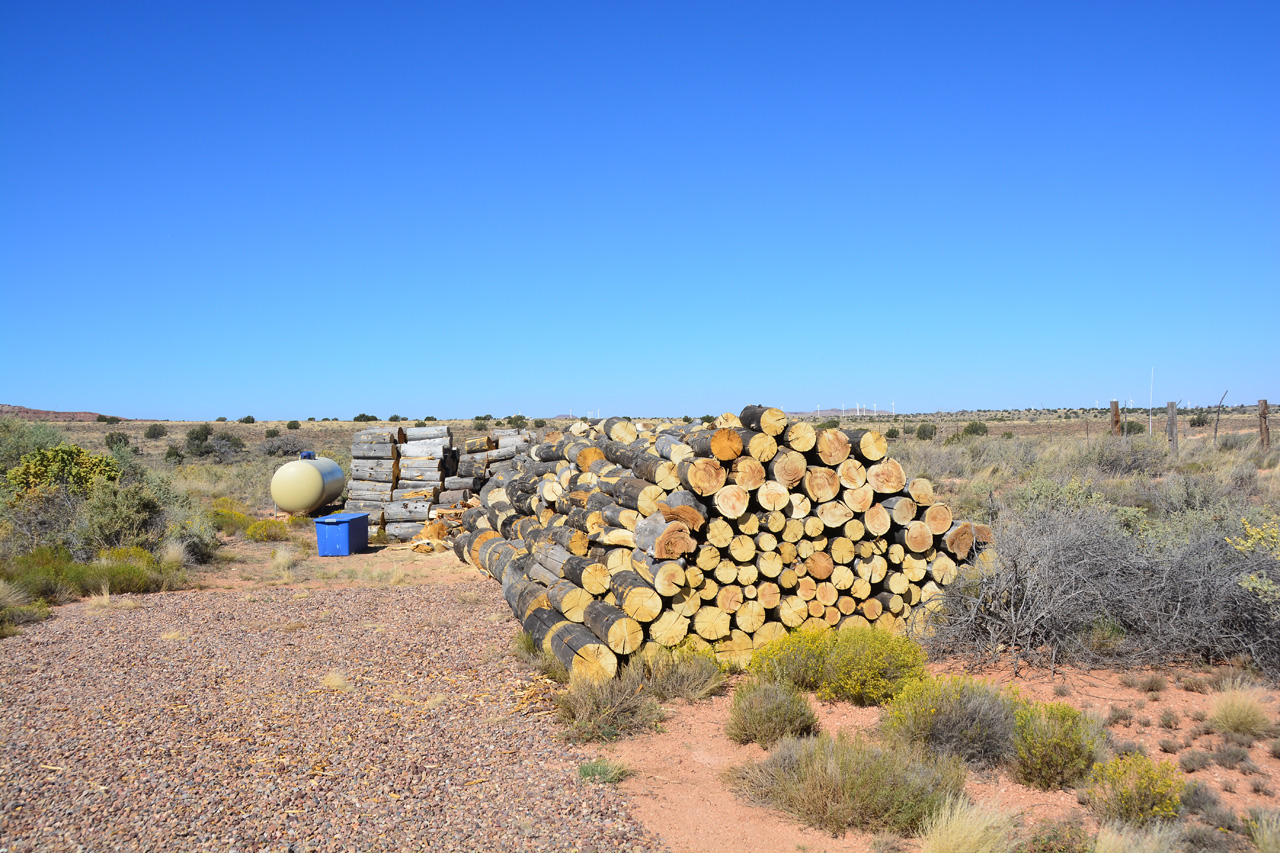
[2,2,1276,420]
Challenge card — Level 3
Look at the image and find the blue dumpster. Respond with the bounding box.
[314,513,369,556]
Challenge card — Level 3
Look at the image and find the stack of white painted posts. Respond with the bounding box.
[454,405,990,682]
[345,425,457,541]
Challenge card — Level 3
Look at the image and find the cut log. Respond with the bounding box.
[814,428,851,465]
[804,551,834,581]
[612,478,666,516]
[867,459,907,495]
[676,458,727,496]
[942,521,992,560]
[776,596,808,627]
[924,503,954,536]
[906,478,935,506]
[864,503,892,537]
[755,551,783,579]
[767,448,807,489]
[609,571,663,622]
[715,629,755,669]
[715,584,744,614]
[548,580,593,622]
[693,606,731,641]
[669,584,703,618]
[740,405,789,437]
[787,493,811,519]
[756,480,791,512]
[734,428,779,462]
[631,453,680,491]
[728,534,756,563]
[895,520,934,554]
[582,600,643,654]
[734,599,766,633]
[781,421,816,453]
[802,467,841,503]
[706,518,734,548]
[547,622,617,682]
[728,457,766,491]
[736,513,760,535]
[649,610,690,647]
[756,580,782,609]
[881,496,918,527]
[713,484,750,519]
[844,429,888,462]
[688,428,742,462]
[815,499,855,529]
[655,434,694,463]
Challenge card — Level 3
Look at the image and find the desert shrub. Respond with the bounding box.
[918,798,1015,853]
[533,419,547,428]
[353,414,378,423]
[1085,753,1182,825]
[1211,743,1249,769]
[1001,431,1014,439]
[421,416,437,422]
[725,732,966,835]
[286,420,300,430]
[578,758,630,783]
[103,431,130,451]
[4,443,119,496]
[387,415,403,422]
[238,415,255,424]
[1092,823,1183,853]
[637,645,724,701]
[260,435,305,457]
[1190,412,1211,428]
[885,427,900,440]
[1121,420,1145,435]
[916,423,937,441]
[186,423,213,443]
[264,428,280,439]
[1210,690,1271,738]
[1014,818,1090,853]
[882,676,1019,767]
[751,626,927,705]
[215,416,227,422]
[143,423,168,439]
[1270,739,1280,759]
[555,664,663,742]
[77,480,166,553]
[208,497,253,535]
[1158,708,1178,729]
[816,418,840,429]
[963,421,989,437]
[1012,702,1105,789]
[508,415,528,429]
[0,418,65,471]
[725,679,819,747]
[924,500,1280,678]
[245,519,290,542]
[96,415,121,424]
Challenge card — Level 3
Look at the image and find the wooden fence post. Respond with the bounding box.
[1262,400,1271,451]
[1110,400,1121,436]
[1167,402,1178,456]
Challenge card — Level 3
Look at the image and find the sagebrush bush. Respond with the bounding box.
[918,798,1015,853]
[1085,753,1182,825]
[245,519,290,542]
[751,626,927,705]
[725,732,966,835]
[264,428,281,439]
[104,431,130,450]
[286,420,301,430]
[555,665,663,742]
[143,423,168,439]
[1012,702,1105,789]
[1210,690,1271,738]
[882,676,1019,767]
[916,423,937,441]
[725,679,818,747]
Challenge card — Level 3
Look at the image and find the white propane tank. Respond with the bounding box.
[270,454,346,514]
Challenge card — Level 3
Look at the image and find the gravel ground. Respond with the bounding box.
[0,582,665,852]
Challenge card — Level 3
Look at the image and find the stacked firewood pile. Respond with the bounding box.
[344,425,456,541]
[453,405,991,681]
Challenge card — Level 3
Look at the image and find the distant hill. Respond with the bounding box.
[0,404,125,422]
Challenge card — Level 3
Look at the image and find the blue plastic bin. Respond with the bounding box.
[314,513,369,556]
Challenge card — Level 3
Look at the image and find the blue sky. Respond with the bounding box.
[2,2,1276,420]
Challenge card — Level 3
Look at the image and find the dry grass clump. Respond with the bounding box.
[725,679,818,748]
[1250,810,1280,853]
[636,644,725,702]
[556,665,663,743]
[577,758,631,784]
[918,798,1015,853]
[881,676,1019,768]
[320,670,353,692]
[1091,822,1184,853]
[1210,690,1272,739]
[86,585,141,610]
[725,732,966,835]
[1014,817,1091,853]
[160,630,186,640]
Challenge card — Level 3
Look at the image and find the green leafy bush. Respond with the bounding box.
[1190,413,1210,427]
[5,443,119,496]
[387,415,403,422]
[885,427,900,439]
[164,445,184,464]
[533,419,547,428]
[77,480,166,553]
[508,415,528,429]
[962,421,989,437]
[264,428,281,439]
[186,424,213,443]
[96,415,121,424]
[0,418,66,470]
[284,420,301,431]
[421,416,437,421]
[353,414,378,422]
[238,415,255,424]
[883,676,1020,767]
[1013,702,1105,789]
[725,732,966,835]
[245,519,290,542]
[915,422,938,441]
[1121,420,1145,435]
[208,498,253,535]
[1084,753,1182,825]
[816,419,840,429]
[215,416,227,422]
[751,626,927,705]
[104,432,130,451]
[726,679,819,747]
[143,423,168,439]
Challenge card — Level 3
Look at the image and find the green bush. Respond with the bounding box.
[143,423,168,439]
[5,443,120,497]
[816,418,840,429]
[555,664,663,742]
[882,676,1020,767]
[0,418,66,471]
[215,416,227,422]
[245,519,290,542]
[533,419,547,428]
[1121,420,1145,435]
[421,416,437,421]
[1012,702,1105,789]
[699,415,714,424]
[962,421,989,437]
[286,421,301,430]
[1084,753,1182,825]
[264,428,281,439]
[885,427,900,439]
[103,431,130,451]
[208,498,253,535]
[353,414,378,422]
[77,480,166,553]
[387,415,403,422]
[916,423,938,441]
[725,732,966,835]
[1190,413,1210,428]
[96,415,121,424]
[578,758,631,783]
[751,627,928,705]
[726,679,819,747]
[186,424,213,443]
[238,415,255,424]
[164,445,184,464]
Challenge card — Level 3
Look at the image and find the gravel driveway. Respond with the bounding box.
[0,582,663,852]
